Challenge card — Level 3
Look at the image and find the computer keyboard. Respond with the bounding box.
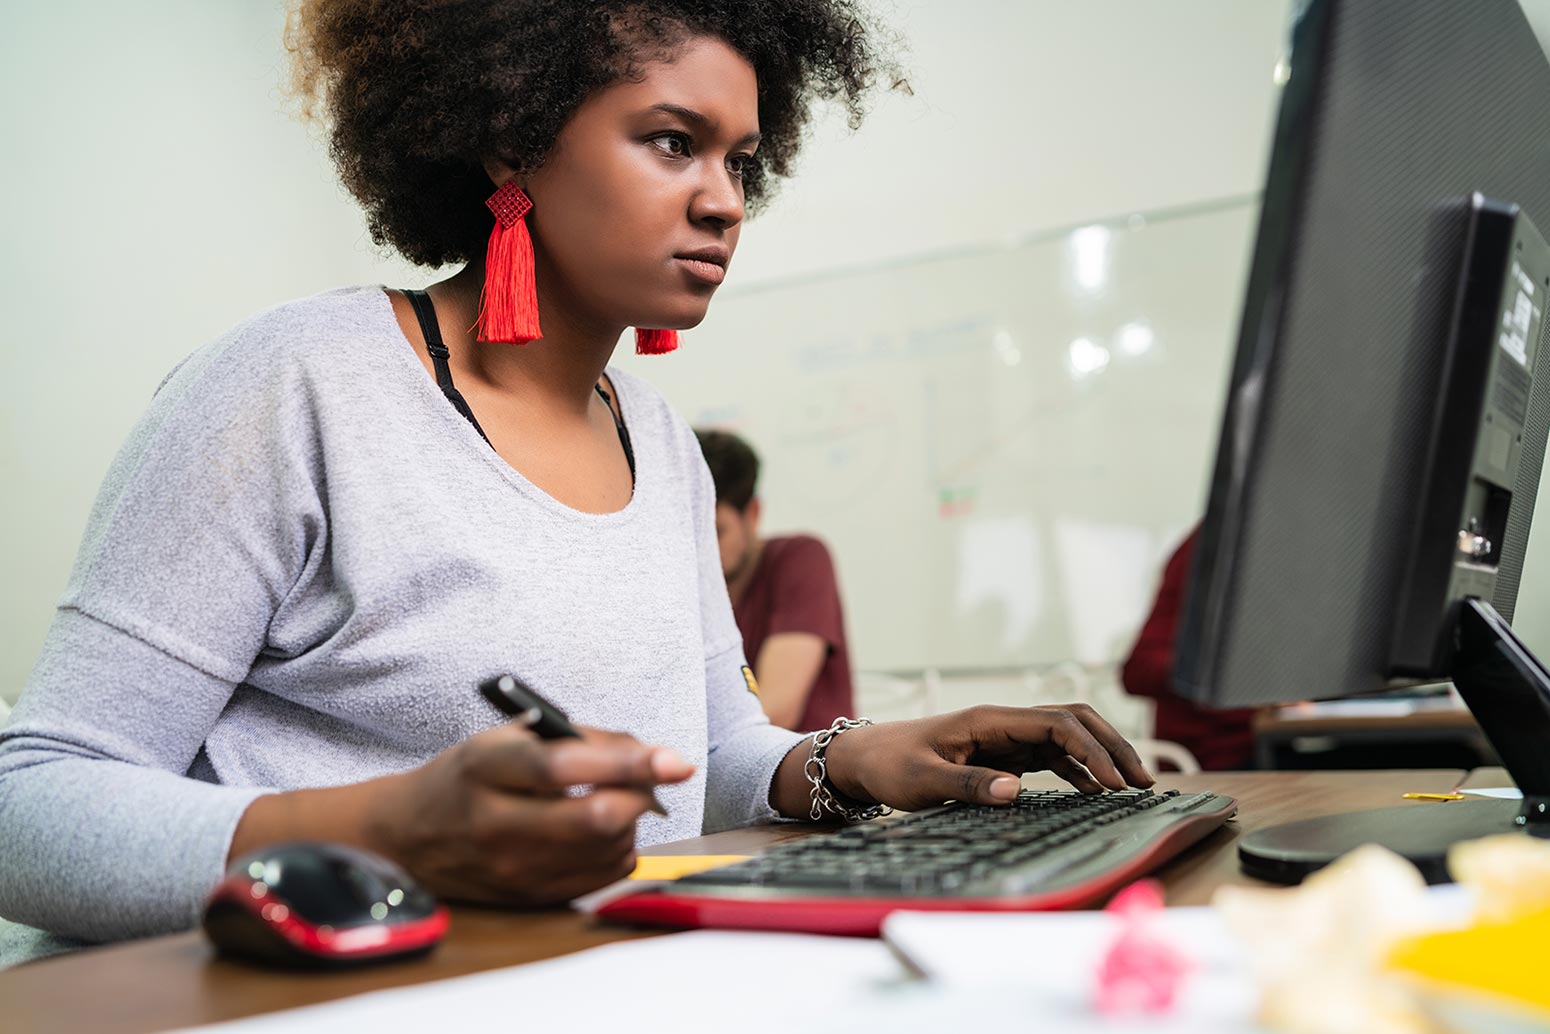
[598,788,1237,936]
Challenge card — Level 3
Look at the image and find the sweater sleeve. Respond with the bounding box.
[690,455,808,834]
[0,612,271,941]
[0,323,326,942]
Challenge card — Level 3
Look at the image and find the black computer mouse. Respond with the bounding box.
[202,841,448,968]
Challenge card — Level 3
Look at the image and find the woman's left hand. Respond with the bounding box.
[816,704,1155,813]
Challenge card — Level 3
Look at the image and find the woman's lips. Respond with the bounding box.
[675,256,727,285]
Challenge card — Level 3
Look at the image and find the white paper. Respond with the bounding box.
[880,887,1474,1034]
[168,930,908,1034]
[169,918,1269,1034]
[883,907,1260,1033]
[1459,786,1524,800]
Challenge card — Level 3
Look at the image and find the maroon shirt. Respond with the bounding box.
[732,534,855,732]
[1120,530,1257,770]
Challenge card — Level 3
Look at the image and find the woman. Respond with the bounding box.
[0,0,1151,962]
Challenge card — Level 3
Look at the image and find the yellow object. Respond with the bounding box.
[1387,905,1550,1015]
[1401,792,1465,801]
[628,855,751,881]
[741,665,760,698]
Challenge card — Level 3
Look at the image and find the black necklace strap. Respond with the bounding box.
[400,288,635,481]
[404,289,492,447]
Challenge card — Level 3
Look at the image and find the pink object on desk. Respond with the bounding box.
[1094,880,1191,1015]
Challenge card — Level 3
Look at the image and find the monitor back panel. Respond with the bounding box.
[1176,0,1550,705]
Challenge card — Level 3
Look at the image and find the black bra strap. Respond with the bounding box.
[405,289,492,447]
[401,289,635,480]
[595,384,637,479]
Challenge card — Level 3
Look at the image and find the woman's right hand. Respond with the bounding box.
[231,723,694,907]
[371,723,694,905]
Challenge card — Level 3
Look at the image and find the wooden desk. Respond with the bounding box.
[1,770,1467,1034]
[1252,701,1488,768]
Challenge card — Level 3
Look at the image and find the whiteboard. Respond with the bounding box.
[620,199,1261,673]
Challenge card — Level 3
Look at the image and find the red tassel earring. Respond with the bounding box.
[635,328,679,355]
[476,181,542,344]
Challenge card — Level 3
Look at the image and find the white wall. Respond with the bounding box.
[2,1,419,704]
[6,2,1550,703]
[729,0,1289,284]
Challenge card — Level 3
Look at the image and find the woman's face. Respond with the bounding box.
[521,35,760,335]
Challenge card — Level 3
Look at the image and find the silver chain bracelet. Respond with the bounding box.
[804,717,894,822]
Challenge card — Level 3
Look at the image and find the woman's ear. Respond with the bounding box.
[481,157,518,188]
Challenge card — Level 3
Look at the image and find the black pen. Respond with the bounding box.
[479,673,669,817]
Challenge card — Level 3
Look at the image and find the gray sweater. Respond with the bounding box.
[0,286,806,963]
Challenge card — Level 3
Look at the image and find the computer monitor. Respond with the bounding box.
[1172,0,1550,881]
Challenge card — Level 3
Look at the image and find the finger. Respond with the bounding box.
[1033,709,1128,790]
[547,787,656,844]
[464,725,691,795]
[546,740,695,788]
[1065,704,1155,787]
[1049,755,1105,794]
[473,786,652,854]
[575,726,698,784]
[952,705,1130,790]
[960,705,1128,790]
[917,758,1023,807]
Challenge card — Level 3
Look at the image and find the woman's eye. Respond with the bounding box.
[727,154,754,179]
[649,133,690,158]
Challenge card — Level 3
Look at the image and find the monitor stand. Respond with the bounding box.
[1239,598,1550,884]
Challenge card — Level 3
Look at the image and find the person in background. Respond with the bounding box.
[1121,529,1258,770]
[696,429,853,731]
